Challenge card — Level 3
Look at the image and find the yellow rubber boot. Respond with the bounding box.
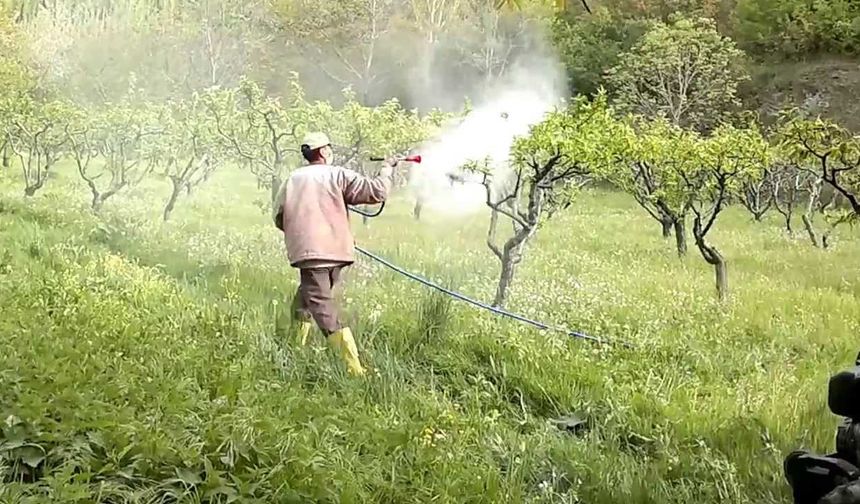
[296,321,313,346]
[328,327,366,376]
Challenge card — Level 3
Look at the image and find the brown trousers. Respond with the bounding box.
[292,265,346,335]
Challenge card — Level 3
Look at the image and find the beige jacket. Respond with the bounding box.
[273,164,391,267]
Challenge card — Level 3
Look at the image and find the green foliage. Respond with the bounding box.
[693,123,773,204]
[0,12,35,167]
[642,122,771,240]
[734,0,860,57]
[508,93,618,216]
[777,113,860,217]
[550,8,651,96]
[0,1,858,497]
[606,16,749,132]
[469,93,622,307]
[205,76,305,186]
[600,116,699,220]
[512,92,619,176]
[205,75,447,201]
[158,93,225,180]
[0,11,32,102]
[685,123,771,298]
[66,98,166,210]
[154,91,227,220]
[326,88,449,183]
[597,115,770,293]
[4,98,75,196]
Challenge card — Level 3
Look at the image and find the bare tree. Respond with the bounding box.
[457,2,527,87]
[797,176,850,249]
[772,165,806,233]
[5,100,73,196]
[65,103,163,211]
[740,167,775,221]
[779,114,860,247]
[204,78,303,202]
[467,94,616,308]
[406,0,463,100]
[479,155,590,307]
[155,92,225,221]
[678,125,770,301]
[800,175,826,248]
[280,0,397,103]
[604,117,693,256]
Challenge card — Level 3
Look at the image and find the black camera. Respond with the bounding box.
[785,351,860,504]
[831,356,860,466]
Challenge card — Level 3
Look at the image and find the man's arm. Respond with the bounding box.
[340,163,394,206]
[272,178,288,230]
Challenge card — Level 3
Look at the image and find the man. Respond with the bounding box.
[273,131,395,376]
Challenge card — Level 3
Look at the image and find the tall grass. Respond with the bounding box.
[0,165,858,502]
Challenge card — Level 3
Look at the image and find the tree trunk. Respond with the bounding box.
[661,218,673,238]
[92,192,103,212]
[821,216,849,250]
[23,185,37,197]
[801,178,824,247]
[714,253,728,302]
[413,199,423,221]
[774,198,794,233]
[695,237,728,302]
[163,179,183,222]
[1,143,9,168]
[270,174,282,204]
[802,214,820,248]
[674,218,687,257]
[493,248,520,308]
[82,176,102,211]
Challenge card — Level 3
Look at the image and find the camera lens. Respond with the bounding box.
[829,365,860,419]
[836,419,860,466]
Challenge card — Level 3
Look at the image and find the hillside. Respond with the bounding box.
[747,57,860,130]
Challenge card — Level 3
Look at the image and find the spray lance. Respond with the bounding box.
[349,154,422,218]
[368,155,422,164]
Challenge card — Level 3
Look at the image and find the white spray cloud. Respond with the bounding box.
[408,46,567,218]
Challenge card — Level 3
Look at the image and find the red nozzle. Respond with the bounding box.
[369,155,422,164]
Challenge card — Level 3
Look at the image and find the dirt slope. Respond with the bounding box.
[746,56,860,130]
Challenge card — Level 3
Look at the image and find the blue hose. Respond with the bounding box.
[353,244,635,349]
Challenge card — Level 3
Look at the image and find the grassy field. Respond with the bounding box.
[1,163,859,503]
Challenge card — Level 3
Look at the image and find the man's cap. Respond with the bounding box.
[301,132,331,151]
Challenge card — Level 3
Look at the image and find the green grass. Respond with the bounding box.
[1,164,858,503]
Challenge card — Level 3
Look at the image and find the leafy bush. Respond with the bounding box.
[733,0,860,56]
[606,16,749,133]
[550,8,651,96]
